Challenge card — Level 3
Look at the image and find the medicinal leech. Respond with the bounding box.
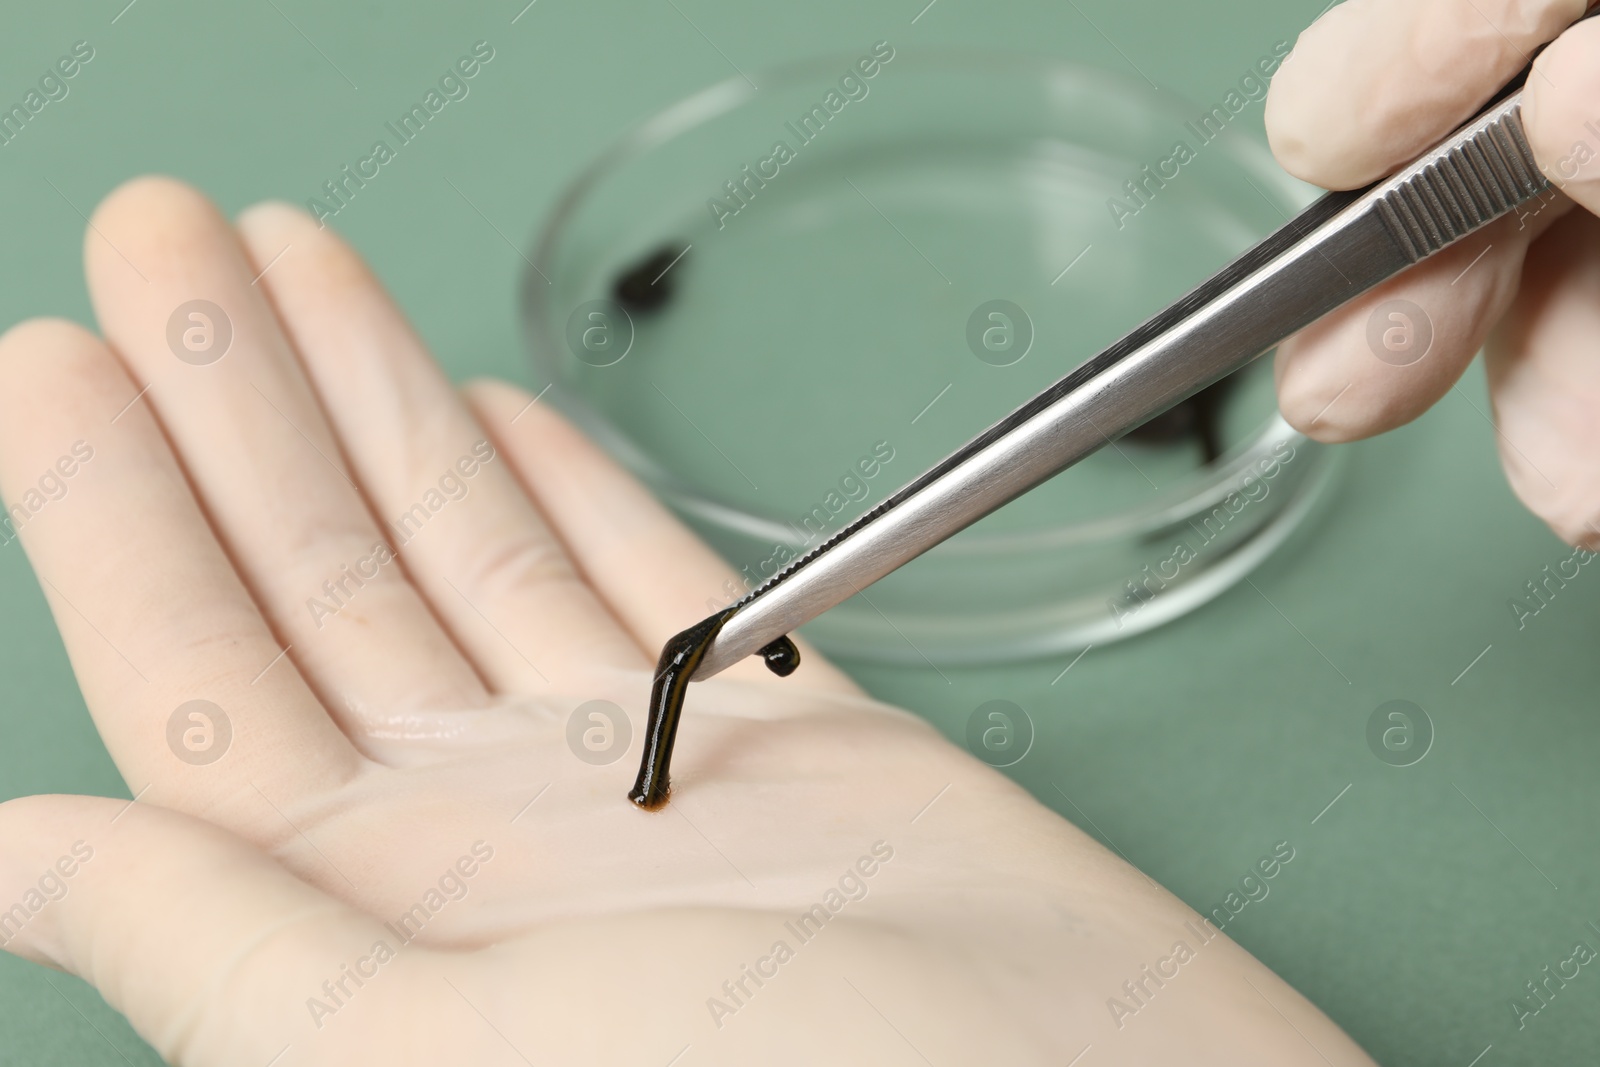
[628,608,797,810]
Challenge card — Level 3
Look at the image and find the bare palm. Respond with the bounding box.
[0,178,1372,1066]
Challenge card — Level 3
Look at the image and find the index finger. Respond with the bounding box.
[1265,0,1589,189]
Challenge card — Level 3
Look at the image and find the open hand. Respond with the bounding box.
[0,177,1373,1066]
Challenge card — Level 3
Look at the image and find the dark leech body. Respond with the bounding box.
[1124,372,1240,465]
[629,609,799,810]
[611,243,689,314]
[758,635,800,676]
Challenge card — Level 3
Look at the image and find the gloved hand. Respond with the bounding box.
[0,177,1374,1066]
[1266,0,1600,547]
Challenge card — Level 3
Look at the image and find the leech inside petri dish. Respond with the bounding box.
[1123,373,1241,465]
[628,607,799,810]
[612,243,690,315]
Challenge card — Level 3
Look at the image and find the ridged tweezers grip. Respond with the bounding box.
[1375,103,1548,262]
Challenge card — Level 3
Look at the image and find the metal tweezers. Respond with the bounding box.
[626,39,1589,808]
[687,76,1556,681]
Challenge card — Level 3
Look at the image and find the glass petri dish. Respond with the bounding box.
[522,50,1342,665]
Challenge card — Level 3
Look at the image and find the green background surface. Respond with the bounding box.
[1,1,1597,1065]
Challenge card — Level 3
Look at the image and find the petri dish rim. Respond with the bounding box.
[521,49,1319,558]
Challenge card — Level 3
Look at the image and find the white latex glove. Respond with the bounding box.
[1267,0,1600,547]
[0,177,1375,1066]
